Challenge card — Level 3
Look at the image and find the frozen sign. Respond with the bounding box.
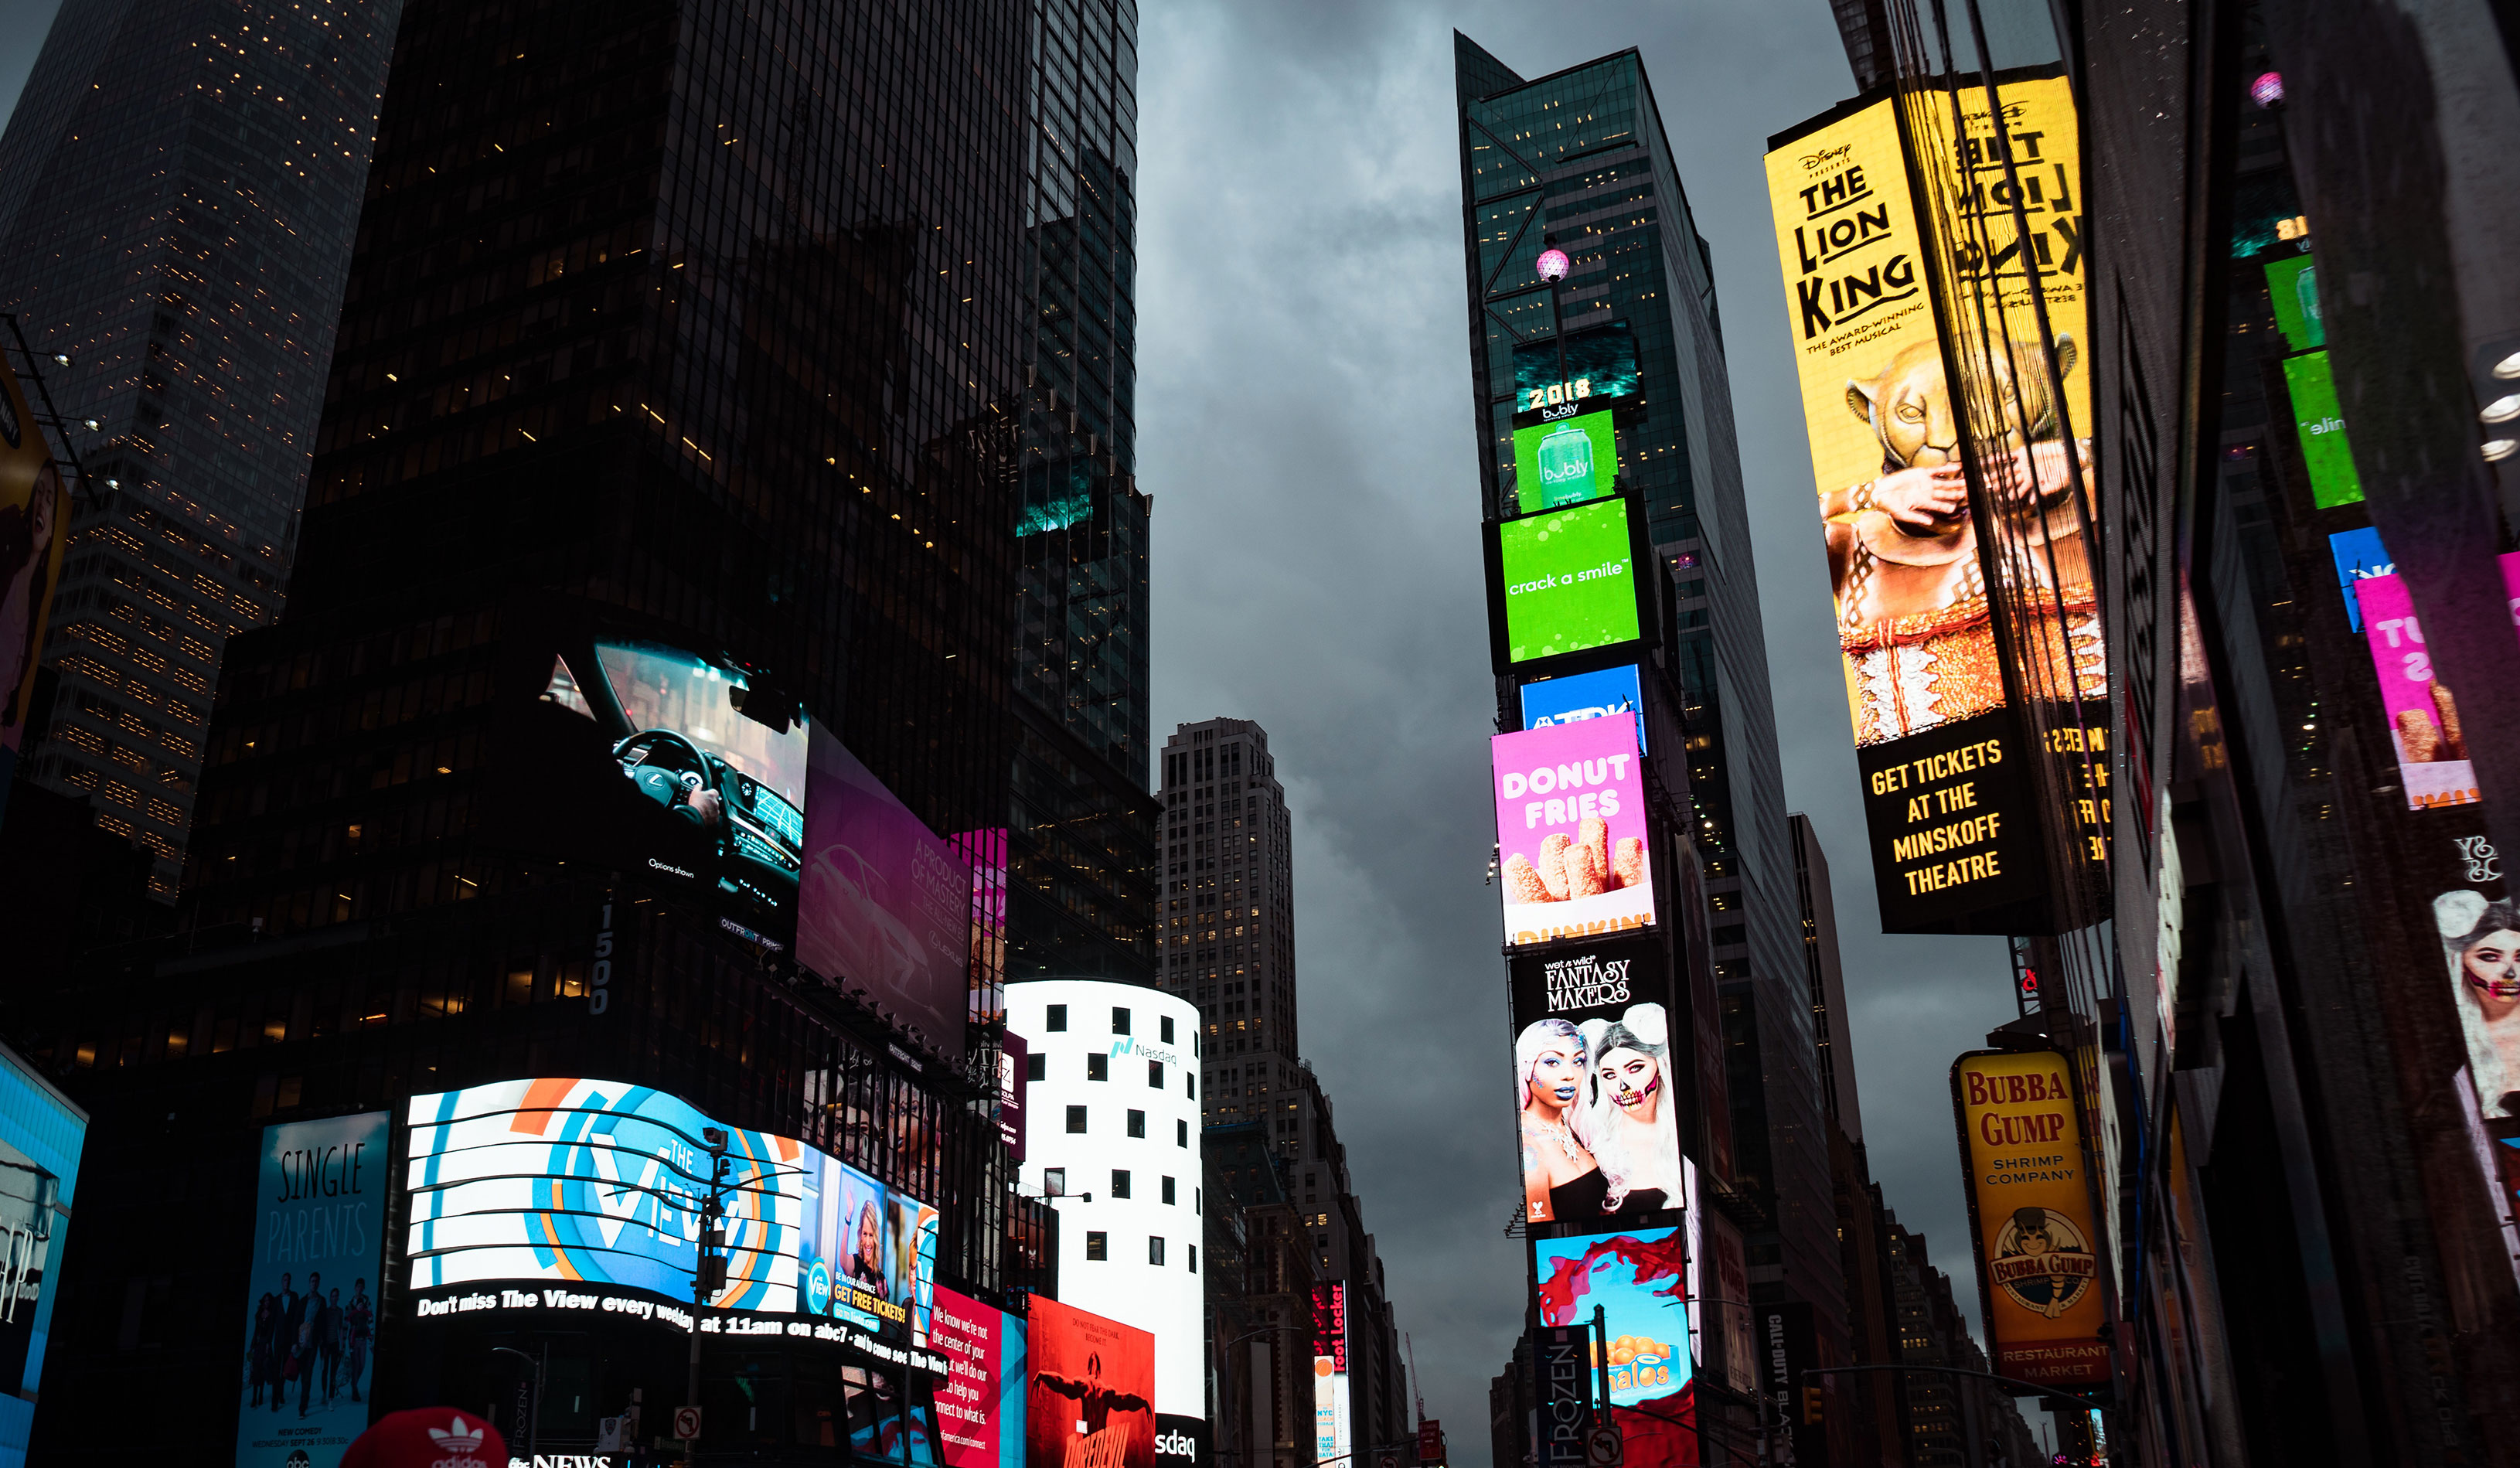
[1493,715,1656,947]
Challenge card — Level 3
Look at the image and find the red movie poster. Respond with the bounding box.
[1027,1296,1156,1468]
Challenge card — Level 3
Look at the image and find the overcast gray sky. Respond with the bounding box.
[1132,0,2025,1437]
[0,0,2027,1441]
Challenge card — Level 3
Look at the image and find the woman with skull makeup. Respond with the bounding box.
[1582,1004,1684,1214]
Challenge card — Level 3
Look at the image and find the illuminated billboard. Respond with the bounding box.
[1492,716,1655,947]
[1514,321,1640,413]
[1312,1283,1350,1468]
[1513,408,1619,513]
[2328,527,2391,632]
[484,618,807,933]
[2354,555,2520,810]
[1763,83,2093,751]
[1520,664,1646,752]
[799,724,972,1062]
[1950,1049,2110,1387]
[1508,937,1681,1224]
[1534,1225,1694,1468]
[0,350,64,822]
[2265,254,2323,351]
[237,1112,387,1468]
[2283,350,2365,509]
[1026,1296,1156,1468]
[933,1286,1026,1468]
[1487,497,1645,669]
[796,1146,933,1342]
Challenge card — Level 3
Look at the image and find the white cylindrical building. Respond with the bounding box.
[1008,978,1205,1418]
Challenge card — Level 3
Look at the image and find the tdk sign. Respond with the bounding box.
[1520,664,1647,753]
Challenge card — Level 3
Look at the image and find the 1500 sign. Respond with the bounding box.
[1858,710,2050,934]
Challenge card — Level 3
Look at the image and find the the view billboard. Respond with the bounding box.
[1762,82,2094,934]
[1026,1296,1156,1468]
[1520,664,1646,752]
[1508,936,1682,1226]
[1512,408,1619,514]
[483,612,808,938]
[1486,497,1647,670]
[1492,716,1655,949]
[0,350,64,823]
[237,1111,388,1468]
[1533,1224,1696,1467]
[800,724,972,1062]
[1950,1050,2110,1387]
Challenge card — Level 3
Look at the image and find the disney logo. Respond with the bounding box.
[1800,143,1853,171]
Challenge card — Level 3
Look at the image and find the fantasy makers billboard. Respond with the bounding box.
[1763,81,2094,935]
[1950,1049,2110,1388]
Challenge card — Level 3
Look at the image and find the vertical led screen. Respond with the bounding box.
[484,618,809,935]
[1026,1296,1155,1468]
[237,1111,388,1468]
[933,1286,1023,1468]
[951,827,1010,1024]
[1508,936,1681,1225]
[1311,1283,1350,1468]
[2329,527,2392,632]
[1532,1225,1695,1468]
[796,1147,934,1343]
[2283,350,2365,508]
[799,724,972,1062]
[1486,498,1645,668]
[2414,822,2520,1250]
[0,351,63,821]
[1513,409,1619,513]
[1763,83,2092,933]
[1950,1050,2110,1386]
[1520,665,1647,751]
[1492,717,1655,948]
[2354,553,2520,810]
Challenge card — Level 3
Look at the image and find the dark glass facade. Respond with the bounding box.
[1006,0,1160,986]
[9,0,1040,1461]
[1453,32,1844,1355]
[0,0,400,897]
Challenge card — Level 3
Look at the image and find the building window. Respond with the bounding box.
[1160,1015,1175,1043]
[1047,1005,1068,1032]
[1026,1053,1046,1081]
[1177,1119,1189,1147]
[1127,1109,1146,1138]
[1066,1106,1087,1134]
[1088,1053,1108,1081]
[1085,1231,1108,1261]
[1148,1060,1163,1089]
[1112,1006,1131,1035]
[1189,1243,1198,1272]
[1161,1176,1176,1205]
[1195,1187,1202,1214]
[1149,1236,1166,1266]
[1112,1170,1132,1199]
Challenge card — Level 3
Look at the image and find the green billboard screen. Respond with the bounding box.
[1512,409,1619,513]
[1496,498,1643,664]
[2283,349,2364,508]
[2265,254,2324,353]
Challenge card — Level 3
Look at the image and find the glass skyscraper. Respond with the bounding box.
[0,0,400,897]
[1453,32,1845,1357]
[1008,0,1159,988]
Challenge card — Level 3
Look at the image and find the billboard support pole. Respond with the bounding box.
[1590,1304,1610,1420]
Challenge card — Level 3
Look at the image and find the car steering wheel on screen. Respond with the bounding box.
[617,731,724,829]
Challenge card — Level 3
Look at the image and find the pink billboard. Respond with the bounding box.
[799,724,970,1060]
[2355,553,2520,811]
[1493,714,1656,947]
[931,1286,1006,1468]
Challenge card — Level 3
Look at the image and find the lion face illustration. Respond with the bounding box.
[1847,335,2077,472]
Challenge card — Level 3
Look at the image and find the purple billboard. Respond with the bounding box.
[798,726,970,1061]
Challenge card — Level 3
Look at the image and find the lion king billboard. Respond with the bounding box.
[1763,79,2092,933]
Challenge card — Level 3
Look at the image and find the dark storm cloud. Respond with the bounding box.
[1136,0,2025,1431]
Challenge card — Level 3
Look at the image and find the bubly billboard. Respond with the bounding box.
[1513,408,1619,514]
[1521,665,1647,752]
[1493,715,1655,948]
[800,725,972,1062]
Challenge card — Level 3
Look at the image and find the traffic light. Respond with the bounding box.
[1800,1384,1825,1426]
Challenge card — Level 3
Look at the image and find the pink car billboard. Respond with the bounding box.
[798,725,970,1060]
[1493,714,1656,947]
[2354,553,2520,811]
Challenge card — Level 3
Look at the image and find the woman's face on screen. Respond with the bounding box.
[1600,1045,1662,1122]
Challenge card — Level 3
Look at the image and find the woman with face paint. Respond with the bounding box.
[1516,1018,1606,1223]
[2440,892,2520,1117]
[1584,1004,1683,1214]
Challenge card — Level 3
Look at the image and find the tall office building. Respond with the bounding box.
[1156,715,1411,1461]
[11,2,1039,1462]
[0,0,401,896]
[1452,29,1844,1368]
[1007,0,1160,985]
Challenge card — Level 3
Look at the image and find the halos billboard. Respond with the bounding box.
[1534,1224,1696,1468]
[1493,715,1655,948]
